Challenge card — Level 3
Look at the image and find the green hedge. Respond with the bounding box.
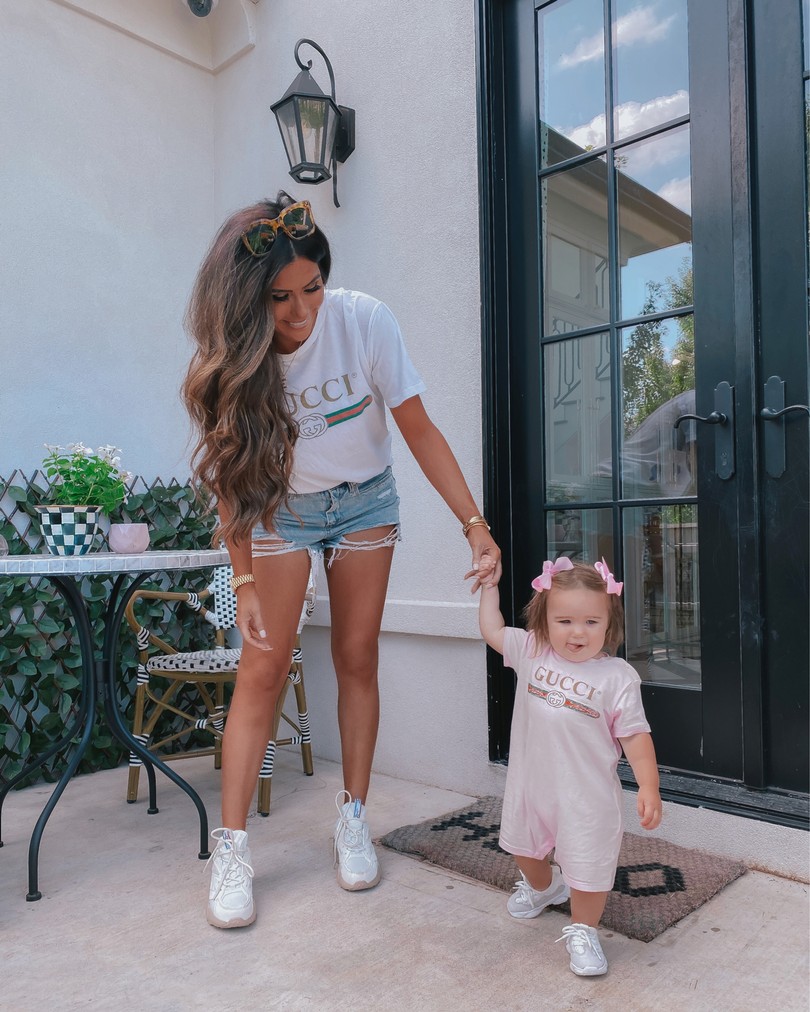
[0,472,219,789]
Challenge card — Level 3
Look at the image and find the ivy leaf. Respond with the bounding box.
[36,615,61,634]
[58,694,73,722]
[54,672,81,691]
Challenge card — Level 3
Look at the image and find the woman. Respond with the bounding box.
[183,193,501,928]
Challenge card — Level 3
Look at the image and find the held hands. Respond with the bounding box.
[235,584,272,652]
[464,530,502,593]
[637,785,663,830]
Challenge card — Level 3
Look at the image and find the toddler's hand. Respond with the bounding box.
[465,555,498,593]
[637,786,663,830]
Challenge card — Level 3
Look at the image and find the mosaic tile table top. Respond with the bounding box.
[0,547,229,576]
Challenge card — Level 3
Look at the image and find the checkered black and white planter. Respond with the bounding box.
[36,505,101,556]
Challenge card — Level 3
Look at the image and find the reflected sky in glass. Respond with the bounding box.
[538,0,689,162]
[613,0,689,140]
[538,0,606,165]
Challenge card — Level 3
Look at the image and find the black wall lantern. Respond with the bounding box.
[271,38,356,207]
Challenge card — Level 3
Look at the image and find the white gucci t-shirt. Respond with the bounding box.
[277,288,426,493]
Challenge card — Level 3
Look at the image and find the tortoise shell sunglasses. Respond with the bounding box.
[240,201,316,257]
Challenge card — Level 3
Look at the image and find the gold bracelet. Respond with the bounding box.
[462,515,490,538]
[230,573,256,593]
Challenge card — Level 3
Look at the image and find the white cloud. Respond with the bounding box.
[615,90,689,137]
[615,6,676,47]
[564,113,608,151]
[657,176,692,214]
[559,91,690,158]
[558,29,604,70]
[558,5,676,70]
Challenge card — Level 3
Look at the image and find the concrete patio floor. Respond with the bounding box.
[0,753,807,1012]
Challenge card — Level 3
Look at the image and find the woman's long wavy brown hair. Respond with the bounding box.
[182,192,332,546]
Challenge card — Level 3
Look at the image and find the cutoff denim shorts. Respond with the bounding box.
[251,466,401,560]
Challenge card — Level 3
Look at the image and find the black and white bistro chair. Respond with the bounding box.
[123,563,316,816]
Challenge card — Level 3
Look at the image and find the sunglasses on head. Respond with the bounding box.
[240,201,316,257]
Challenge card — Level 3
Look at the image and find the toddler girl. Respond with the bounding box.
[478,556,662,976]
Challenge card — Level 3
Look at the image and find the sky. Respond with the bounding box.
[538,0,691,321]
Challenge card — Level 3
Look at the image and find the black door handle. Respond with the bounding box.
[761,376,810,477]
[673,410,727,427]
[760,404,810,420]
[673,382,735,480]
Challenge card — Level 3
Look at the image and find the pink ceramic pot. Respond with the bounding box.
[109,522,150,554]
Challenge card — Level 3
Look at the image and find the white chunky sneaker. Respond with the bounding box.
[507,866,570,919]
[333,790,380,891]
[206,828,256,928]
[556,923,608,976]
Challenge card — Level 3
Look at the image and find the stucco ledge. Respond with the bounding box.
[309,596,482,640]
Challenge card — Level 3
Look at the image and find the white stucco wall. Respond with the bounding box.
[0,0,215,481]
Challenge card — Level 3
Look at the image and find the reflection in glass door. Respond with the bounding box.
[537,0,702,740]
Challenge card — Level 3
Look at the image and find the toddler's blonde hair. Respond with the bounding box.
[523,561,625,654]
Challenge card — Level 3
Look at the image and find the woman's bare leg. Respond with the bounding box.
[220,549,311,829]
[324,527,395,803]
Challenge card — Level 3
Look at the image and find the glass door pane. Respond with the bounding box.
[537,0,607,167]
[612,0,690,140]
[623,505,700,689]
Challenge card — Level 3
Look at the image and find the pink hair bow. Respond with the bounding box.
[531,557,574,592]
[594,558,623,596]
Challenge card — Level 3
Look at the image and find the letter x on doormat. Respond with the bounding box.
[378,796,746,942]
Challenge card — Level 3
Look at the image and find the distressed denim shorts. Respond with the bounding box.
[251,466,401,561]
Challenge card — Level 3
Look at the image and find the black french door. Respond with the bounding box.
[479,0,809,812]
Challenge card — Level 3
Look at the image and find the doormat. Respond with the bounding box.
[378,796,746,942]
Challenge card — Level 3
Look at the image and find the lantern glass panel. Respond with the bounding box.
[297,96,339,168]
[274,99,301,167]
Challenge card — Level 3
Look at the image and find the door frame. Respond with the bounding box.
[475,0,809,828]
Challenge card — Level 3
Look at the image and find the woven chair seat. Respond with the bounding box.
[146,648,242,674]
[125,562,316,815]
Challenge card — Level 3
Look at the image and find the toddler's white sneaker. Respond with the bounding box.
[507,866,570,918]
[557,922,608,976]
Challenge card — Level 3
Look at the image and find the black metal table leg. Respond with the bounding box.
[0,683,90,847]
[25,576,97,900]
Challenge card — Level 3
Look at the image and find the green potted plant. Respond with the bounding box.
[37,443,144,555]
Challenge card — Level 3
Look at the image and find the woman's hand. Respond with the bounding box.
[235,586,272,651]
[464,529,502,593]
